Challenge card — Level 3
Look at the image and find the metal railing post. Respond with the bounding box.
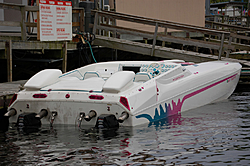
[162,28,167,47]
[151,22,158,56]
[226,36,232,58]
[218,33,225,60]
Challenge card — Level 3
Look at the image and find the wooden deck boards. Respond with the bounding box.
[0,80,26,97]
[94,35,250,66]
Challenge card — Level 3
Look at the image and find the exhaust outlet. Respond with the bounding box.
[118,112,129,123]
[35,109,48,119]
[4,108,17,117]
[84,110,96,121]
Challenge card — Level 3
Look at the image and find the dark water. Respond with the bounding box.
[0,91,250,166]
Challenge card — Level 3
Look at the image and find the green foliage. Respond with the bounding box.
[211,0,229,3]
[211,0,248,3]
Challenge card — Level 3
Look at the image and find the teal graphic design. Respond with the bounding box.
[135,73,237,123]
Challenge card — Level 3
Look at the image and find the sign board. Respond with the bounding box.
[39,0,72,41]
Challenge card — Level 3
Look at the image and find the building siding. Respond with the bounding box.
[116,0,205,32]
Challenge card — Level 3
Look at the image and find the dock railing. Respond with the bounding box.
[92,10,237,60]
[205,20,250,43]
[1,4,250,82]
[0,2,85,82]
[0,2,84,41]
[205,15,248,27]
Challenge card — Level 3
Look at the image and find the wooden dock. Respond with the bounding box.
[0,80,26,97]
[1,3,250,83]
[92,10,250,66]
[94,35,250,66]
[0,2,83,82]
[0,80,26,109]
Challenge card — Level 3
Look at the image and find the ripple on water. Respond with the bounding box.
[0,92,250,165]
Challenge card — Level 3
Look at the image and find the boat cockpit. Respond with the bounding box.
[24,61,191,93]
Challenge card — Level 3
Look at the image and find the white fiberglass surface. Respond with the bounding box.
[41,77,105,92]
[185,61,240,74]
[24,69,62,89]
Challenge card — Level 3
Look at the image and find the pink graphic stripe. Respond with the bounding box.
[168,73,238,116]
[183,73,237,101]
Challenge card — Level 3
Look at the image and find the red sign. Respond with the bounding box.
[39,0,72,41]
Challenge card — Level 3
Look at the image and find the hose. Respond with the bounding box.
[77,32,97,63]
[86,40,97,63]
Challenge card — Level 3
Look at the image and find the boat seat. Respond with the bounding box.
[134,72,152,82]
[83,71,101,80]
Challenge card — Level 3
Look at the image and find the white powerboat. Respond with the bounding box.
[6,60,241,129]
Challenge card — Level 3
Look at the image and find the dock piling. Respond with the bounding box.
[5,40,12,82]
[62,42,68,73]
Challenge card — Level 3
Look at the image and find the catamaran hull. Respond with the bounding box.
[7,61,241,128]
[133,70,240,126]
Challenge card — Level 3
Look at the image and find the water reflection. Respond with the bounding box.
[0,92,250,165]
[0,107,9,132]
[148,113,182,130]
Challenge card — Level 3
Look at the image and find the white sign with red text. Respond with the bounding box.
[39,0,72,41]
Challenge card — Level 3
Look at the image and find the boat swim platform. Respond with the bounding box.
[93,35,250,67]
